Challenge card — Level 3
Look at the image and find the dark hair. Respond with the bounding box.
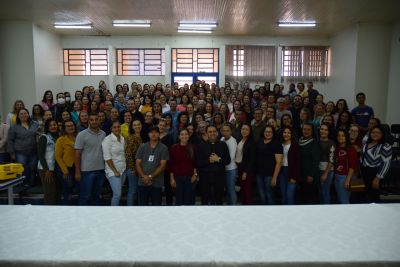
[44,119,58,134]
[356,92,366,98]
[205,124,217,133]
[319,123,331,137]
[336,99,349,112]
[280,126,297,143]
[262,125,276,141]
[367,125,387,144]
[177,128,194,159]
[177,111,189,128]
[280,113,293,128]
[42,90,53,103]
[32,104,44,117]
[336,111,352,130]
[61,120,76,136]
[369,117,381,127]
[240,122,254,142]
[336,128,351,148]
[302,122,315,139]
[16,108,31,125]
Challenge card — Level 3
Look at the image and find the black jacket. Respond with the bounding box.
[196,140,230,174]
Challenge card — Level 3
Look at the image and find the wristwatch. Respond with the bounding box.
[148,174,153,179]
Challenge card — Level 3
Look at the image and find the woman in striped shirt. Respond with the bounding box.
[360,125,392,203]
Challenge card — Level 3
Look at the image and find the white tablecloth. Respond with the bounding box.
[1,204,399,266]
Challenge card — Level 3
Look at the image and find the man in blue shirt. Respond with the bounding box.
[351,92,374,131]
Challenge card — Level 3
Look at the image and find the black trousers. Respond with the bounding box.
[360,166,381,203]
[200,171,225,205]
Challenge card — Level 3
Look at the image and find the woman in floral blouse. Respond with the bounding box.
[125,119,144,206]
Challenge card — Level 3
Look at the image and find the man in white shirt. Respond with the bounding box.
[220,123,238,205]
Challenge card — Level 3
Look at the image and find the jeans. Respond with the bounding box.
[225,169,238,205]
[256,175,274,205]
[334,174,350,204]
[15,153,37,186]
[0,153,10,164]
[138,186,162,206]
[107,172,127,206]
[175,176,194,205]
[320,170,334,204]
[79,170,104,206]
[57,166,78,205]
[278,167,296,205]
[126,169,139,206]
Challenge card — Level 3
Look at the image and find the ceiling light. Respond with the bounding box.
[113,20,151,27]
[178,21,217,28]
[177,29,212,34]
[278,21,316,27]
[54,22,92,29]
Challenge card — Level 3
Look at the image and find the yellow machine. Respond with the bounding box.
[0,163,24,180]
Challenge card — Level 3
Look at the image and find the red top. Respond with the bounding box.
[169,144,196,177]
[334,146,358,175]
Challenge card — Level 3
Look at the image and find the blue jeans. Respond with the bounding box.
[15,153,37,186]
[0,153,10,164]
[56,166,78,205]
[335,174,350,204]
[225,169,238,205]
[256,175,274,205]
[126,169,139,206]
[138,186,162,206]
[175,176,194,205]
[320,170,334,204]
[79,170,104,206]
[107,172,127,206]
[278,167,296,205]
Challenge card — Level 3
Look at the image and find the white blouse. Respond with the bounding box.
[102,133,126,178]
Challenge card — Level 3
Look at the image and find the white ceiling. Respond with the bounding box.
[0,0,399,36]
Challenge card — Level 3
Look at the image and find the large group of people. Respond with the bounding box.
[0,80,393,205]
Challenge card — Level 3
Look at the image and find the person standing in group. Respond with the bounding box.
[360,125,392,203]
[55,120,77,205]
[7,108,39,187]
[279,126,301,205]
[125,119,144,206]
[6,100,25,126]
[255,125,283,205]
[37,119,60,205]
[197,125,230,205]
[102,121,126,206]
[74,114,106,205]
[0,116,10,163]
[298,123,320,204]
[351,92,374,132]
[169,129,198,205]
[318,123,335,204]
[135,126,169,206]
[334,129,357,204]
[236,123,256,205]
[220,123,238,205]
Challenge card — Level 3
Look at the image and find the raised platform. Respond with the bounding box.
[1,204,399,266]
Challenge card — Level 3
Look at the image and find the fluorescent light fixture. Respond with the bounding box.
[54,22,92,29]
[177,29,212,34]
[113,20,151,27]
[179,21,217,28]
[278,21,316,27]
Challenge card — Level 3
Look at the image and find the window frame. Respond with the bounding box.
[116,48,166,76]
[63,48,109,76]
[281,46,329,81]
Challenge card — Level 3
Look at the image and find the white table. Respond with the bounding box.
[0,204,399,266]
[0,176,25,205]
